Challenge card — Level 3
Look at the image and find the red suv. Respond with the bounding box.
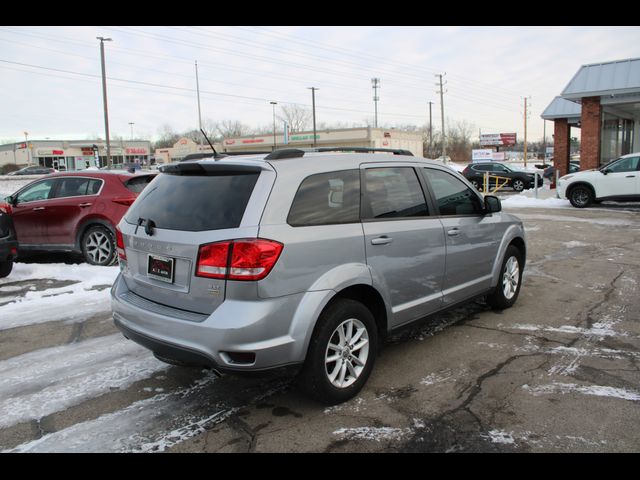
[1,171,156,265]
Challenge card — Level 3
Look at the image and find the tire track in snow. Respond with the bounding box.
[0,334,169,429]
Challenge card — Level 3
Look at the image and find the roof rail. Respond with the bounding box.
[264,146,414,160]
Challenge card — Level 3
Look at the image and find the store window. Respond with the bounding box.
[601,113,635,165]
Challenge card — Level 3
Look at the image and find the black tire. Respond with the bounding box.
[568,185,593,208]
[486,245,523,310]
[81,225,117,266]
[512,178,525,192]
[0,260,12,278]
[298,298,378,405]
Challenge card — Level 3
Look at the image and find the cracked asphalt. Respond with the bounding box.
[1,204,639,452]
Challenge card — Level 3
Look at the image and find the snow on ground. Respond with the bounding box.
[501,195,570,208]
[0,334,168,429]
[1,263,120,330]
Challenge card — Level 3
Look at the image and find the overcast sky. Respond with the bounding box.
[1,26,639,145]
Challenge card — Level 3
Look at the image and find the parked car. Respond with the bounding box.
[543,160,580,180]
[0,204,18,277]
[3,171,156,265]
[557,152,640,208]
[462,162,544,192]
[111,149,527,404]
[6,165,57,176]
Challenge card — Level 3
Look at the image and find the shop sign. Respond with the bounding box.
[36,149,65,156]
[472,149,494,162]
[241,139,265,144]
[126,148,147,155]
[16,142,27,149]
[224,140,236,145]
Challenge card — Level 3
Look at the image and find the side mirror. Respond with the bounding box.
[484,195,502,214]
[602,169,610,175]
[7,195,17,206]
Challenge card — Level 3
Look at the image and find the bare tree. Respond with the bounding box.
[153,124,181,149]
[216,120,253,139]
[278,104,311,133]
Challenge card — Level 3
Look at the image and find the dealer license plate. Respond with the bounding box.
[147,254,174,283]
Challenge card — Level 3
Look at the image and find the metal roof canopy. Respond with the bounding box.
[541,96,582,124]
[561,57,640,100]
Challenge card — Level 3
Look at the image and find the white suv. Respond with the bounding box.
[557,153,640,208]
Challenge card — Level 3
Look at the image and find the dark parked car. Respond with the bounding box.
[6,165,56,176]
[0,204,18,277]
[3,171,156,266]
[462,162,544,192]
[543,161,580,180]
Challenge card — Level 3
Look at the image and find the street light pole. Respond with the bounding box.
[308,87,318,147]
[129,122,135,140]
[270,101,278,150]
[97,36,113,169]
[24,131,31,165]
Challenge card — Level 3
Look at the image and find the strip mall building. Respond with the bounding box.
[542,57,640,177]
[153,127,425,163]
[0,139,151,170]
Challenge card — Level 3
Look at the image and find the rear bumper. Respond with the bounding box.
[111,273,311,371]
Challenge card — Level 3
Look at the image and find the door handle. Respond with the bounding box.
[371,236,393,245]
[32,207,45,211]
[625,175,635,178]
[79,202,93,207]
[447,228,460,236]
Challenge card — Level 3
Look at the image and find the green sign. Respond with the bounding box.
[290,134,320,141]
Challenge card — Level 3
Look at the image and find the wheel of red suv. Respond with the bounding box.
[299,298,378,405]
[568,185,593,208]
[0,260,12,278]
[512,178,525,192]
[486,245,523,310]
[81,225,117,266]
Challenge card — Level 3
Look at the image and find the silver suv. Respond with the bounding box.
[111,149,526,404]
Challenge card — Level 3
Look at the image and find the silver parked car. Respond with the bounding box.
[111,148,526,404]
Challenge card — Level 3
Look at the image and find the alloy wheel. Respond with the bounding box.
[85,230,112,264]
[324,318,370,389]
[502,256,520,300]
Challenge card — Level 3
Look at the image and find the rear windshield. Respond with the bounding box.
[124,174,156,193]
[124,171,259,231]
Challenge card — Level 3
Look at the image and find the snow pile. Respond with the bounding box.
[501,195,570,208]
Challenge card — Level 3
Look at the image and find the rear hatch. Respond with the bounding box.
[118,161,272,315]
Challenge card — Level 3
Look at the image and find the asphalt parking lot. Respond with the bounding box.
[1,202,639,452]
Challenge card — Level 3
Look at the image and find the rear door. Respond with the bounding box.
[44,176,103,245]
[421,167,499,306]
[361,164,445,328]
[119,162,269,315]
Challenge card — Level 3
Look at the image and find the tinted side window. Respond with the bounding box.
[473,164,489,171]
[362,167,428,220]
[425,168,483,216]
[16,179,56,203]
[287,170,360,226]
[607,156,640,173]
[52,177,102,198]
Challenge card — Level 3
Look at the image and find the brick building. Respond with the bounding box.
[541,58,640,178]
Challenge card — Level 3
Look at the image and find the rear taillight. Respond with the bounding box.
[196,241,231,279]
[112,196,137,206]
[115,227,126,260]
[196,239,283,281]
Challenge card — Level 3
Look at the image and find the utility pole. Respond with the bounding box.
[129,122,135,140]
[97,36,112,169]
[195,61,203,147]
[523,97,531,168]
[270,101,278,150]
[542,119,547,165]
[308,87,319,147]
[428,101,434,146]
[435,73,447,162]
[371,78,380,128]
